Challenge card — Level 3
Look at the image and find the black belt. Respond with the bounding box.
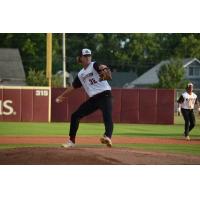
[181,108,193,111]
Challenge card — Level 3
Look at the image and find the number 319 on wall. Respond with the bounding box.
[35,90,49,96]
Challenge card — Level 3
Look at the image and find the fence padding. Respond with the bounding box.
[121,89,139,123]
[2,89,21,122]
[0,88,175,124]
[157,89,174,124]
[0,88,3,121]
[21,90,33,122]
[51,88,69,122]
[139,89,157,124]
[0,87,49,122]
[51,88,174,124]
[111,89,122,123]
[33,89,49,122]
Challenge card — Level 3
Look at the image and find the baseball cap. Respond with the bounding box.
[187,82,193,87]
[79,48,92,56]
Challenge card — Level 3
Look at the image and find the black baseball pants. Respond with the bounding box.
[181,108,196,137]
[69,90,113,142]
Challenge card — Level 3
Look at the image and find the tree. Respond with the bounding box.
[26,68,64,87]
[1,33,200,77]
[157,59,186,89]
[175,34,200,58]
[26,68,48,86]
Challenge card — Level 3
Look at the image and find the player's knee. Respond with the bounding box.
[185,121,189,126]
[191,122,195,128]
[71,112,81,121]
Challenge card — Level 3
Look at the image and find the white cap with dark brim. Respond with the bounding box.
[187,82,193,87]
[80,48,91,56]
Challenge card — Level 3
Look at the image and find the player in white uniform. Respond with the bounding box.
[177,83,200,140]
[56,48,113,147]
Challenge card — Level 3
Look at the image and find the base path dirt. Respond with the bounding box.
[1,136,200,145]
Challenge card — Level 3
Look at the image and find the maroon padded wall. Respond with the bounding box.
[51,88,69,122]
[111,89,122,123]
[157,89,174,124]
[139,89,157,124]
[2,89,21,122]
[0,88,3,121]
[121,89,139,123]
[0,87,49,122]
[33,89,49,122]
[21,90,33,122]
[51,88,175,124]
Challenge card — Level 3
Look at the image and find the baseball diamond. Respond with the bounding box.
[0,119,200,164]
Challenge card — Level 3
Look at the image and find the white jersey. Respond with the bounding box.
[78,62,111,97]
[180,92,197,109]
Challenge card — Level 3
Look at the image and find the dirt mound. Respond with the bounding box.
[0,147,200,165]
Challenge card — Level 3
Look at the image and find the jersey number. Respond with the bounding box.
[89,78,97,85]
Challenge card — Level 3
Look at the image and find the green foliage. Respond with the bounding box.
[157,59,187,89]
[26,68,66,87]
[0,33,46,73]
[26,68,48,86]
[51,74,64,88]
[176,34,200,58]
[1,33,200,77]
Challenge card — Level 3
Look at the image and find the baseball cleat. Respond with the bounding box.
[61,140,75,148]
[185,136,190,141]
[100,136,112,147]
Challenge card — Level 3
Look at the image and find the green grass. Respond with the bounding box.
[0,115,199,155]
[0,116,199,138]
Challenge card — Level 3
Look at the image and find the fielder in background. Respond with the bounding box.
[177,83,200,140]
[56,48,113,147]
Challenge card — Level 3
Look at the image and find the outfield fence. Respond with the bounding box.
[0,86,50,122]
[51,88,174,124]
[0,86,175,124]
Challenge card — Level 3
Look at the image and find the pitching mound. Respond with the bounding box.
[0,147,200,165]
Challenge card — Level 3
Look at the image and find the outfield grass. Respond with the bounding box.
[0,116,199,138]
[0,115,199,155]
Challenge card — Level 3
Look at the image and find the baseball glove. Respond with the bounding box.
[99,65,112,81]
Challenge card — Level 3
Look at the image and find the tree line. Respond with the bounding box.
[0,33,200,87]
[1,33,200,74]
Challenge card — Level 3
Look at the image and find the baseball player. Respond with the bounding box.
[177,82,200,140]
[56,48,113,147]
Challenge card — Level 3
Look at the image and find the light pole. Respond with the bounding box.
[62,33,67,88]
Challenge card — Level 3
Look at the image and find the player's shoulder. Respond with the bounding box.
[92,61,100,72]
[78,68,84,75]
[182,92,187,96]
[192,92,197,98]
